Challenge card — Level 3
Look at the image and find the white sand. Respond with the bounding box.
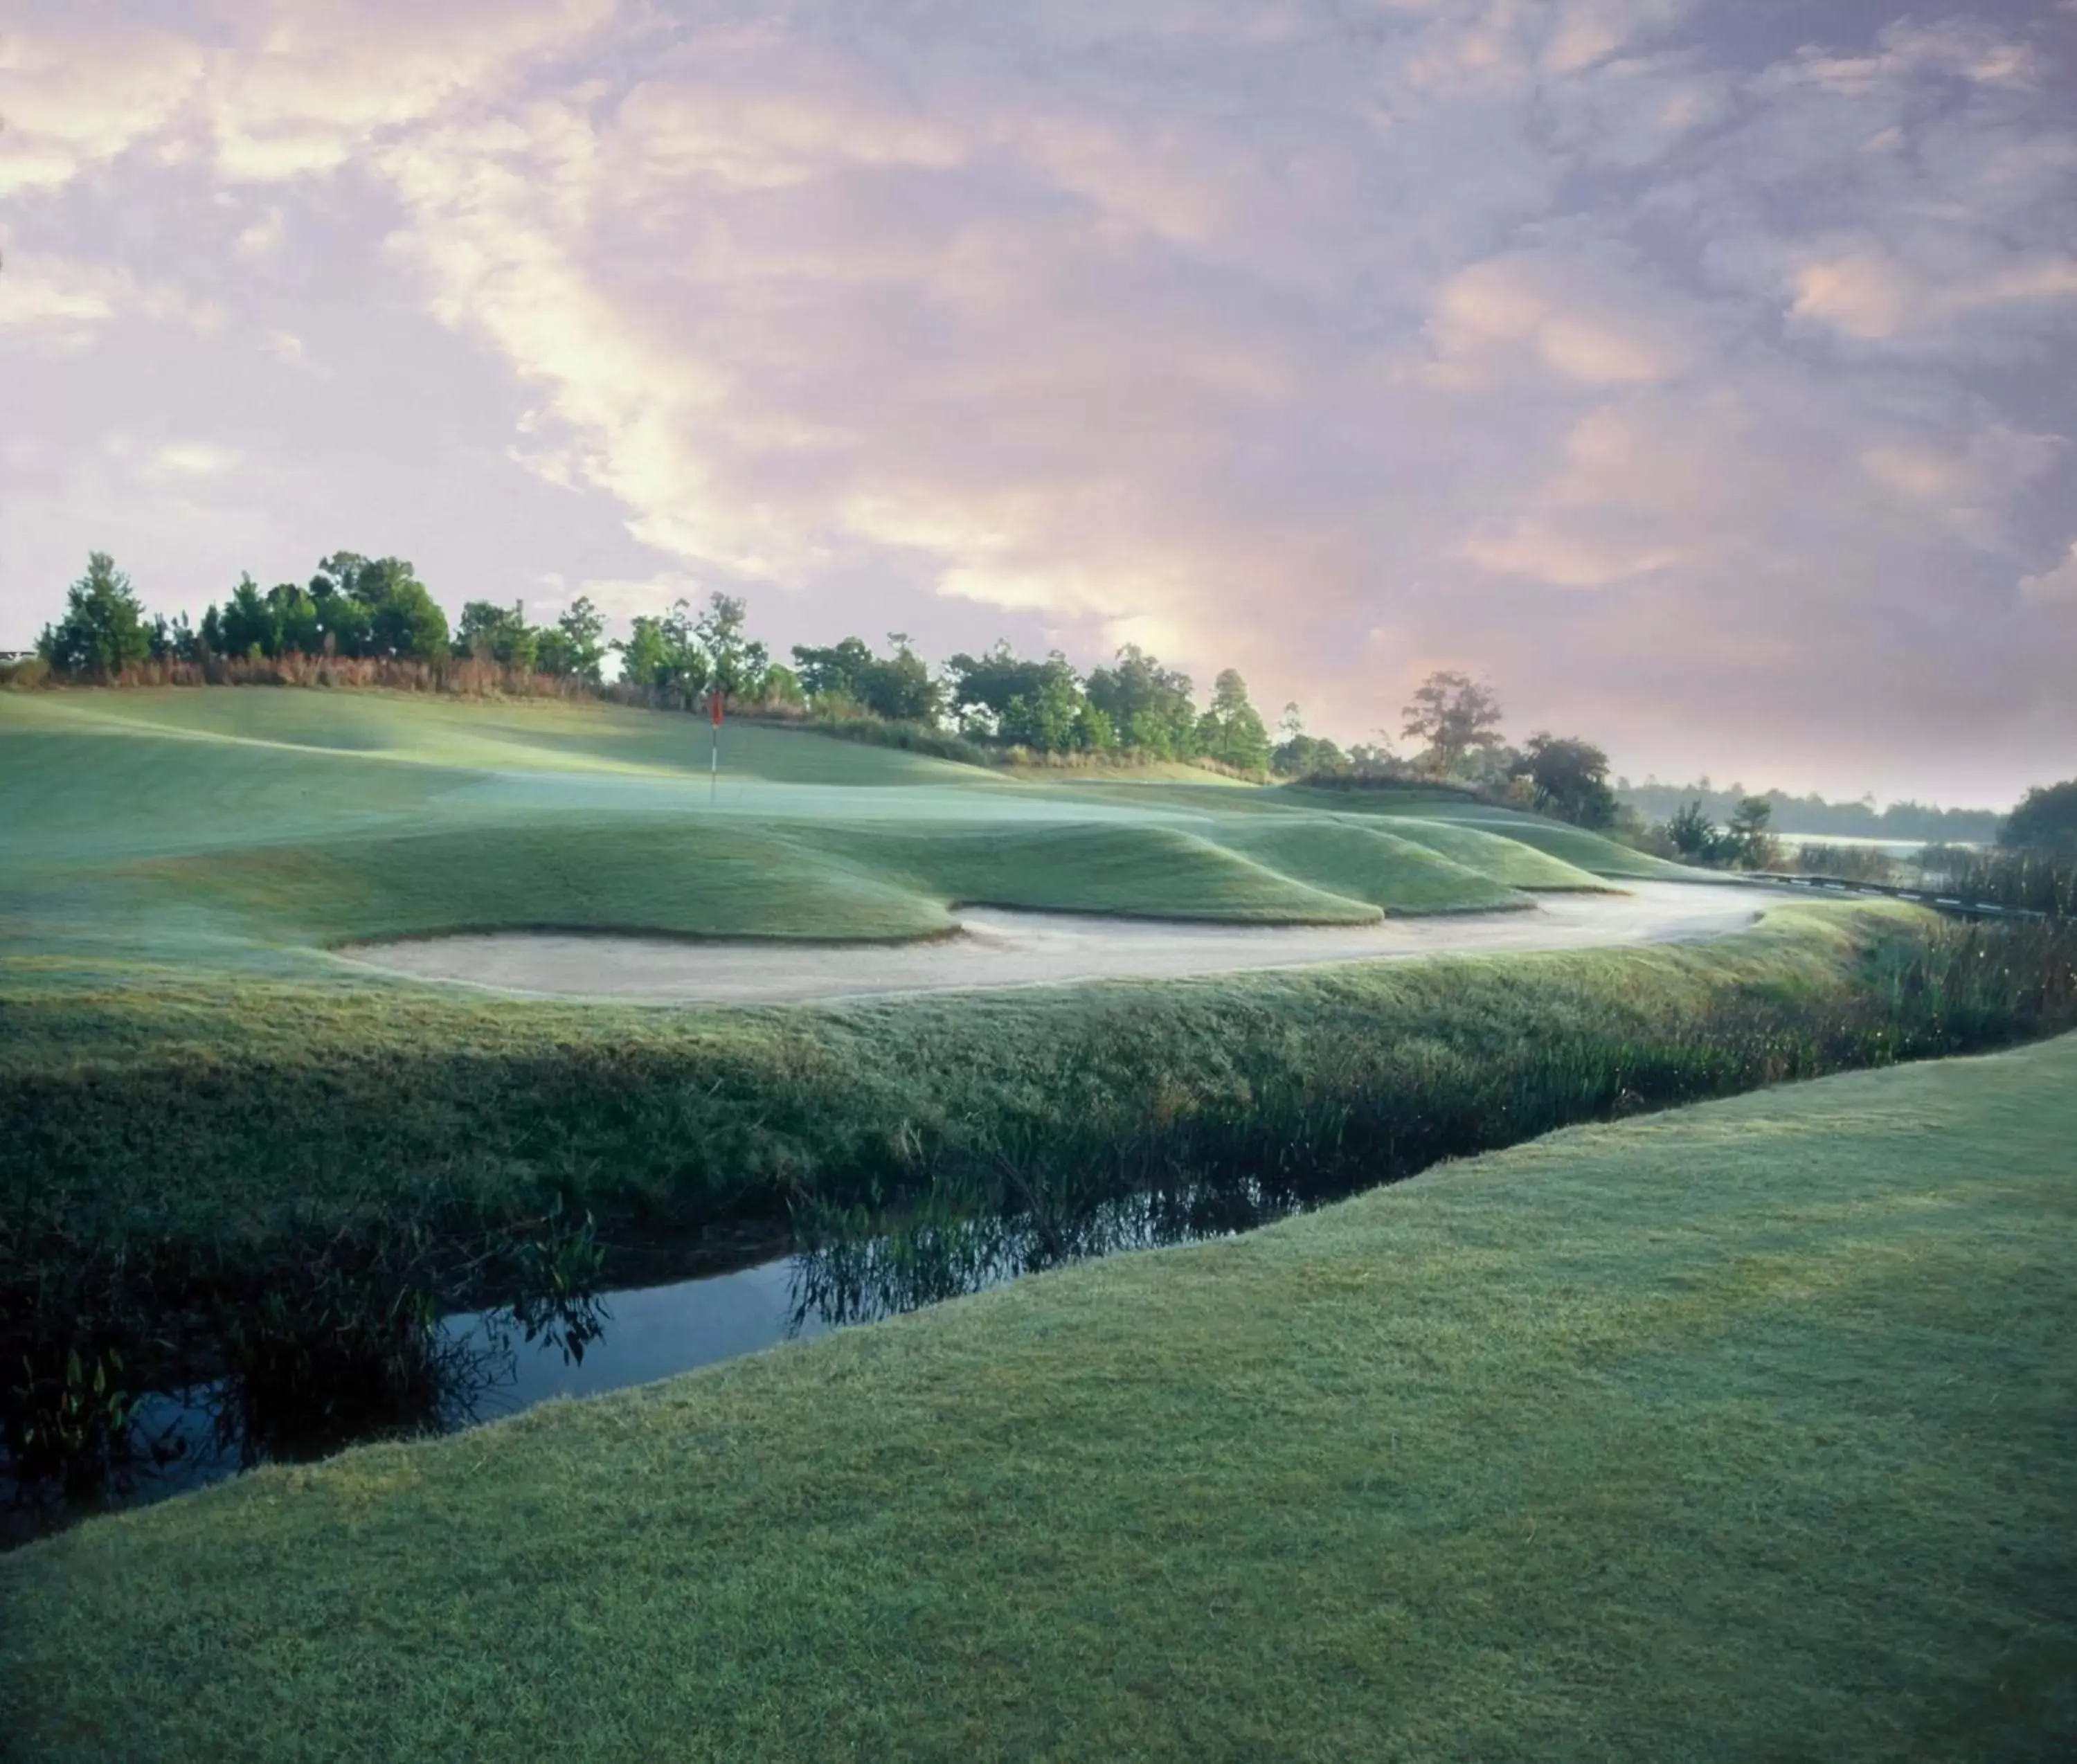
[339,880,1776,1005]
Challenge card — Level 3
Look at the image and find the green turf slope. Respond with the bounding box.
[1372,816,1613,890]
[1205,818,1530,914]
[1,683,980,785]
[1446,810,1693,879]
[132,817,1381,949]
[136,819,957,945]
[1277,782,1692,881]
[6,1034,2071,1761]
[0,690,1671,976]
[818,822,1381,924]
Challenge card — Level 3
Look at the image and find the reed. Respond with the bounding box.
[1915,843,2077,917]
[0,1199,603,1540]
[6,909,2073,1537]
[791,916,2077,1323]
[1792,841,1898,885]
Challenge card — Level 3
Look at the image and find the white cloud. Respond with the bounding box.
[1425,252,1697,386]
[1790,244,2077,341]
[0,28,206,195]
[1757,19,2039,98]
[2019,543,2077,606]
[1,0,2074,795]
[0,0,616,197]
[149,443,244,479]
[235,209,287,259]
[0,258,224,354]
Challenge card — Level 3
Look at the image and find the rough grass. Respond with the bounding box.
[0,899,1914,1268]
[5,1033,2071,1761]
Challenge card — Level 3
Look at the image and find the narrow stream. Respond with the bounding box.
[4,1180,1248,1542]
[19,904,2067,1547]
[7,1256,834,1533]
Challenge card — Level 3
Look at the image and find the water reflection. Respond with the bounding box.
[3,1169,1316,1545]
[789,1175,1291,1329]
[446,1256,824,1418]
[1,1233,607,1547]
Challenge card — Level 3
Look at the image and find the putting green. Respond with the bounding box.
[0,689,1699,989]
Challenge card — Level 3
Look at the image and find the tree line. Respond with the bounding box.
[1616,780,2001,845]
[32,550,2066,854]
[30,550,1637,791]
[34,552,613,685]
[26,550,1318,774]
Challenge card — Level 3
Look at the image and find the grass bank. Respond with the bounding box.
[6,898,2074,1518]
[8,899,2068,1294]
[6,1031,2072,1760]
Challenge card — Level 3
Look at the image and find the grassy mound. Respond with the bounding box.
[820,822,1383,924]
[1204,818,1529,915]
[0,689,1667,973]
[138,819,956,946]
[7,1032,2070,1760]
[1372,816,1612,890]
[119,815,1384,952]
[1447,811,1692,879]
[1275,779,1692,882]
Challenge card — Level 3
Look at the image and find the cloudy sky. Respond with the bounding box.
[3,1,2074,804]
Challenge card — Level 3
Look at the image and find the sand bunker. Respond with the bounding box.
[341,880,1772,1005]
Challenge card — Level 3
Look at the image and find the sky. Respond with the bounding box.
[3,1,2074,807]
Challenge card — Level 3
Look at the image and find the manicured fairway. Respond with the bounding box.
[4,1034,2071,1761]
[0,688,1680,991]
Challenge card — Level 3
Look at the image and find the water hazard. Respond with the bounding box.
[2,1175,1291,1545]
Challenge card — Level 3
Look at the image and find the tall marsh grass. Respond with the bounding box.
[1916,844,2077,917]
[0,1200,602,1540]
[1792,842,1900,885]
[792,916,2077,1320]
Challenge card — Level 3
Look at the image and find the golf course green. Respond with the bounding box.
[4,685,2063,1313]
[0,687,1669,975]
[4,1027,2071,1760]
[5,685,2075,1760]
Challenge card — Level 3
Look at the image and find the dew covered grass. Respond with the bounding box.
[3,1032,2071,1761]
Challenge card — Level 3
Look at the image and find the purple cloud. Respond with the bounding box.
[3,0,2073,802]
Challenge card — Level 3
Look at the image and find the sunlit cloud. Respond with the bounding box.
[2020,542,2077,607]
[1,0,2074,802]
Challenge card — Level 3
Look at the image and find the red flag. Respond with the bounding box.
[709,690,725,726]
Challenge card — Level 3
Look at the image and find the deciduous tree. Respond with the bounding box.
[2001,780,2077,857]
[1085,646,1196,757]
[458,601,538,671]
[1514,733,1617,829]
[1401,671,1504,776]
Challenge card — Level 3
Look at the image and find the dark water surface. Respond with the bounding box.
[23,906,2069,1544]
[3,1181,1250,1543]
[5,1255,830,1536]
[448,1255,829,1415]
